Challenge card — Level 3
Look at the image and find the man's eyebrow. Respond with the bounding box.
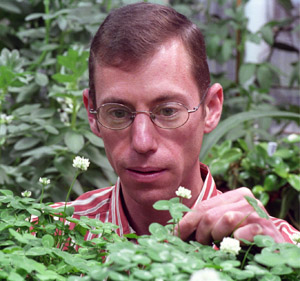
[99,92,189,106]
[100,96,130,105]
[151,93,187,104]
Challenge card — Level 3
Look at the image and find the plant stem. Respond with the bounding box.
[177,220,181,238]
[40,186,45,204]
[0,88,7,114]
[176,198,183,238]
[241,244,253,269]
[28,0,51,71]
[71,98,77,130]
[60,170,80,249]
[64,170,80,214]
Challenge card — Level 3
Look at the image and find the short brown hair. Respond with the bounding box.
[89,2,210,107]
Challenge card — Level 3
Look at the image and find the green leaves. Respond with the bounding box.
[260,25,274,45]
[0,1,22,14]
[64,131,84,154]
[257,64,274,90]
[200,110,300,160]
[149,223,169,240]
[1,189,300,281]
[254,235,275,247]
[239,63,256,84]
[42,234,55,248]
[35,72,49,87]
[287,174,300,191]
[263,174,279,191]
[210,147,242,175]
[153,197,190,222]
[203,135,299,224]
[245,196,269,219]
[153,197,179,210]
[14,137,40,151]
[52,48,89,85]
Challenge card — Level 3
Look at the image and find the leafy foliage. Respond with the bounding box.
[0,0,299,204]
[1,188,300,280]
[0,0,117,202]
[0,1,298,279]
[203,135,300,228]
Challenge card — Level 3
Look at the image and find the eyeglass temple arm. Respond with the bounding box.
[88,93,97,114]
[188,86,210,113]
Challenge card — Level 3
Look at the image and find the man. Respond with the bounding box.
[54,2,298,244]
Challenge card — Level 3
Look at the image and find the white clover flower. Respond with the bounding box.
[220,237,241,255]
[65,97,74,109]
[292,232,300,246]
[73,156,90,171]
[39,177,50,185]
[175,186,192,199]
[287,134,299,142]
[5,115,13,124]
[21,190,32,197]
[58,97,74,113]
[56,97,73,124]
[58,110,70,125]
[189,268,222,281]
[0,114,13,124]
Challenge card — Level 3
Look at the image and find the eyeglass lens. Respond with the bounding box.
[97,102,191,129]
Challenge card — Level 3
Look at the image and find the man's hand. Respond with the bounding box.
[177,188,286,244]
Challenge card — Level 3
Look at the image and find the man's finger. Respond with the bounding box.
[211,211,246,241]
[194,204,252,244]
[177,191,255,242]
[233,223,263,242]
[175,208,201,241]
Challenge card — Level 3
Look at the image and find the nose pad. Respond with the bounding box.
[150,113,156,122]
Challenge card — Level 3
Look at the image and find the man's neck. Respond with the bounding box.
[120,164,205,235]
[120,191,171,235]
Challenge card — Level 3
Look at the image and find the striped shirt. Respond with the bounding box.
[52,163,299,243]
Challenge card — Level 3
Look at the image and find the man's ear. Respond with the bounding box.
[82,88,102,138]
[203,83,223,134]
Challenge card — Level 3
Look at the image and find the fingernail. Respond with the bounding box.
[254,224,263,234]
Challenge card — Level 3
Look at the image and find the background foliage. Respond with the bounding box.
[0,0,299,227]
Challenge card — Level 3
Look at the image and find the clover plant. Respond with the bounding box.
[0,157,299,280]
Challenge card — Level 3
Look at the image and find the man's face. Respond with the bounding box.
[88,39,222,206]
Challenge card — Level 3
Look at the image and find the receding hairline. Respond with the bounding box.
[91,37,209,106]
[88,2,211,107]
[92,36,192,72]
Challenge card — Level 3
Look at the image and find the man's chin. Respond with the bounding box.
[120,175,178,201]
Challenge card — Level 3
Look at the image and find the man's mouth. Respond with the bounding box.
[127,168,163,174]
[126,167,166,181]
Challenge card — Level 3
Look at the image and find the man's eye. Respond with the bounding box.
[158,107,177,117]
[108,108,130,119]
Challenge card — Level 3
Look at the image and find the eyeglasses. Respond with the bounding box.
[89,90,208,130]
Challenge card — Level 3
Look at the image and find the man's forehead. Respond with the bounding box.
[95,38,191,77]
[93,38,198,106]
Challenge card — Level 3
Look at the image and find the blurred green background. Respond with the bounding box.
[0,0,299,228]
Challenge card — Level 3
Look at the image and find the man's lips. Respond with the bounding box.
[127,167,165,174]
[125,167,167,182]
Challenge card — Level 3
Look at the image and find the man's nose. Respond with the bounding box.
[130,113,158,154]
